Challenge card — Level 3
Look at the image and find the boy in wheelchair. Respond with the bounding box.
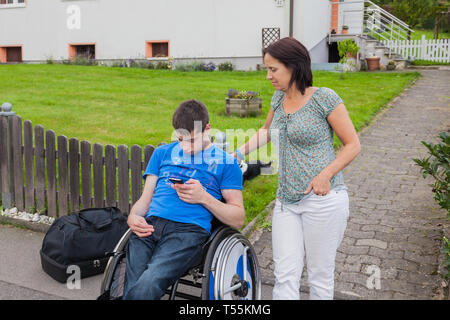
[123,99,244,300]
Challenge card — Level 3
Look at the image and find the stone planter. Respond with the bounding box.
[225,98,262,117]
[386,63,396,71]
[366,57,380,71]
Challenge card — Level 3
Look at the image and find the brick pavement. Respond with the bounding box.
[252,69,450,300]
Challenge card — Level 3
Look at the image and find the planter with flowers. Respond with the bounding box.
[386,60,396,71]
[341,25,349,34]
[225,89,262,117]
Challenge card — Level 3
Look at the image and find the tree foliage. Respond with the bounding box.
[414,132,450,280]
[370,0,449,29]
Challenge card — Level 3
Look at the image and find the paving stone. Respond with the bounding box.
[355,239,388,250]
[344,230,376,239]
[339,245,370,256]
[350,284,395,300]
[368,247,404,260]
[346,254,381,267]
[396,270,438,286]
[381,258,419,272]
[336,272,368,287]
[335,262,362,273]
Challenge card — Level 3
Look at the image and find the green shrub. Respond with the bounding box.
[174,61,203,72]
[414,132,450,279]
[70,55,98,66]
[337,39,360,59]
[218,61,234,71]
[155,60,171,70]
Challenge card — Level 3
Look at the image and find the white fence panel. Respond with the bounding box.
[382,36,450,63]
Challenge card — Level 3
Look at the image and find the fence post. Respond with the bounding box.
[421,34,426,60]
[0,102,16,209]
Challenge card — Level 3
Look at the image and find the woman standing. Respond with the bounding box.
[234,37,361,300]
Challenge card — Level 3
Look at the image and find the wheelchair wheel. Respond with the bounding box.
[201,229,261,300]
[99,228,132,299]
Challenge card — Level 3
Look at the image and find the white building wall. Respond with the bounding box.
[0,0,332,68]
[338,0,365,34]
[293,0,330,63]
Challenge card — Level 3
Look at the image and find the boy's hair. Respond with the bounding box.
[172,99,209,133]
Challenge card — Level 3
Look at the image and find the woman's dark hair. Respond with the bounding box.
[172,99,209,133]
[262,37,313,95]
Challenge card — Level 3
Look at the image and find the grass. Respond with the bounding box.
[411,60,450,66]
[374,28,450,42]
[411,29,450,40]
[0,64,420,228]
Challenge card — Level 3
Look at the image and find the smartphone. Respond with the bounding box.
[168,178,184,184]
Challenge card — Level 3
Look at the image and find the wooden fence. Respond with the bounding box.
[0,114,161,217]
[382,36,450,63]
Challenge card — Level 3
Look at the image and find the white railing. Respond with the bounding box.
[364,0,414,42]
[330,0,414,42]
[383,36,450,63]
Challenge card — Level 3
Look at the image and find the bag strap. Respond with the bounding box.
[77,208,114,231]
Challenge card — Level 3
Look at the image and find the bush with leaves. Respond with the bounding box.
[218,61,234,71]
[336,39,360,78]
[413,131,450,279]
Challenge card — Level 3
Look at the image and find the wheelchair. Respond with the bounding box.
[98,218,261,300]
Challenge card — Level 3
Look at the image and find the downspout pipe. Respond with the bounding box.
[289,0,294,37]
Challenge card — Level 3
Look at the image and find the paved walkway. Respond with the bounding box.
[253,69,450,300]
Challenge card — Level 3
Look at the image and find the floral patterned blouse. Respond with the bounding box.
[269,87,347,204]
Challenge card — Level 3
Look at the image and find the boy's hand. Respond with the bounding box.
[128,213,154,238]
[172,179,208,204]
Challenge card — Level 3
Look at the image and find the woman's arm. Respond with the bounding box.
[304,103,361,195]
[234,108,274,158]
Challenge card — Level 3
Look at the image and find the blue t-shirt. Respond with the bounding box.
[143,142,243,233]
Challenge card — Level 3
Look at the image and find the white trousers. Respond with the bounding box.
[272,188,349,300]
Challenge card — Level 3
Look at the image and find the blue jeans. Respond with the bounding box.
[123,216,210,300]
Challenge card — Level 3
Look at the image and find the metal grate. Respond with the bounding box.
[262,28,281,49]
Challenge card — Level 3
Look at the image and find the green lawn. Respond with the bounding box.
[411,29,450,40]
[373,28,449,43]
[0,64,420,227]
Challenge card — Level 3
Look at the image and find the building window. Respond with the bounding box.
[146,41,169,58]
[68,44,96,60]
[0,0,26,8]
[0,46,23,63]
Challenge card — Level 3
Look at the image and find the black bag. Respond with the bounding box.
[40,207,128,283]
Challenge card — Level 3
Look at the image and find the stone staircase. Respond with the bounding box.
[361,35,407,70]
[329,0,413,71]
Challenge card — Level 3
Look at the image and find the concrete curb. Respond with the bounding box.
[241,200,275,245]
[0,215,50,233]
[407,65,450,71]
